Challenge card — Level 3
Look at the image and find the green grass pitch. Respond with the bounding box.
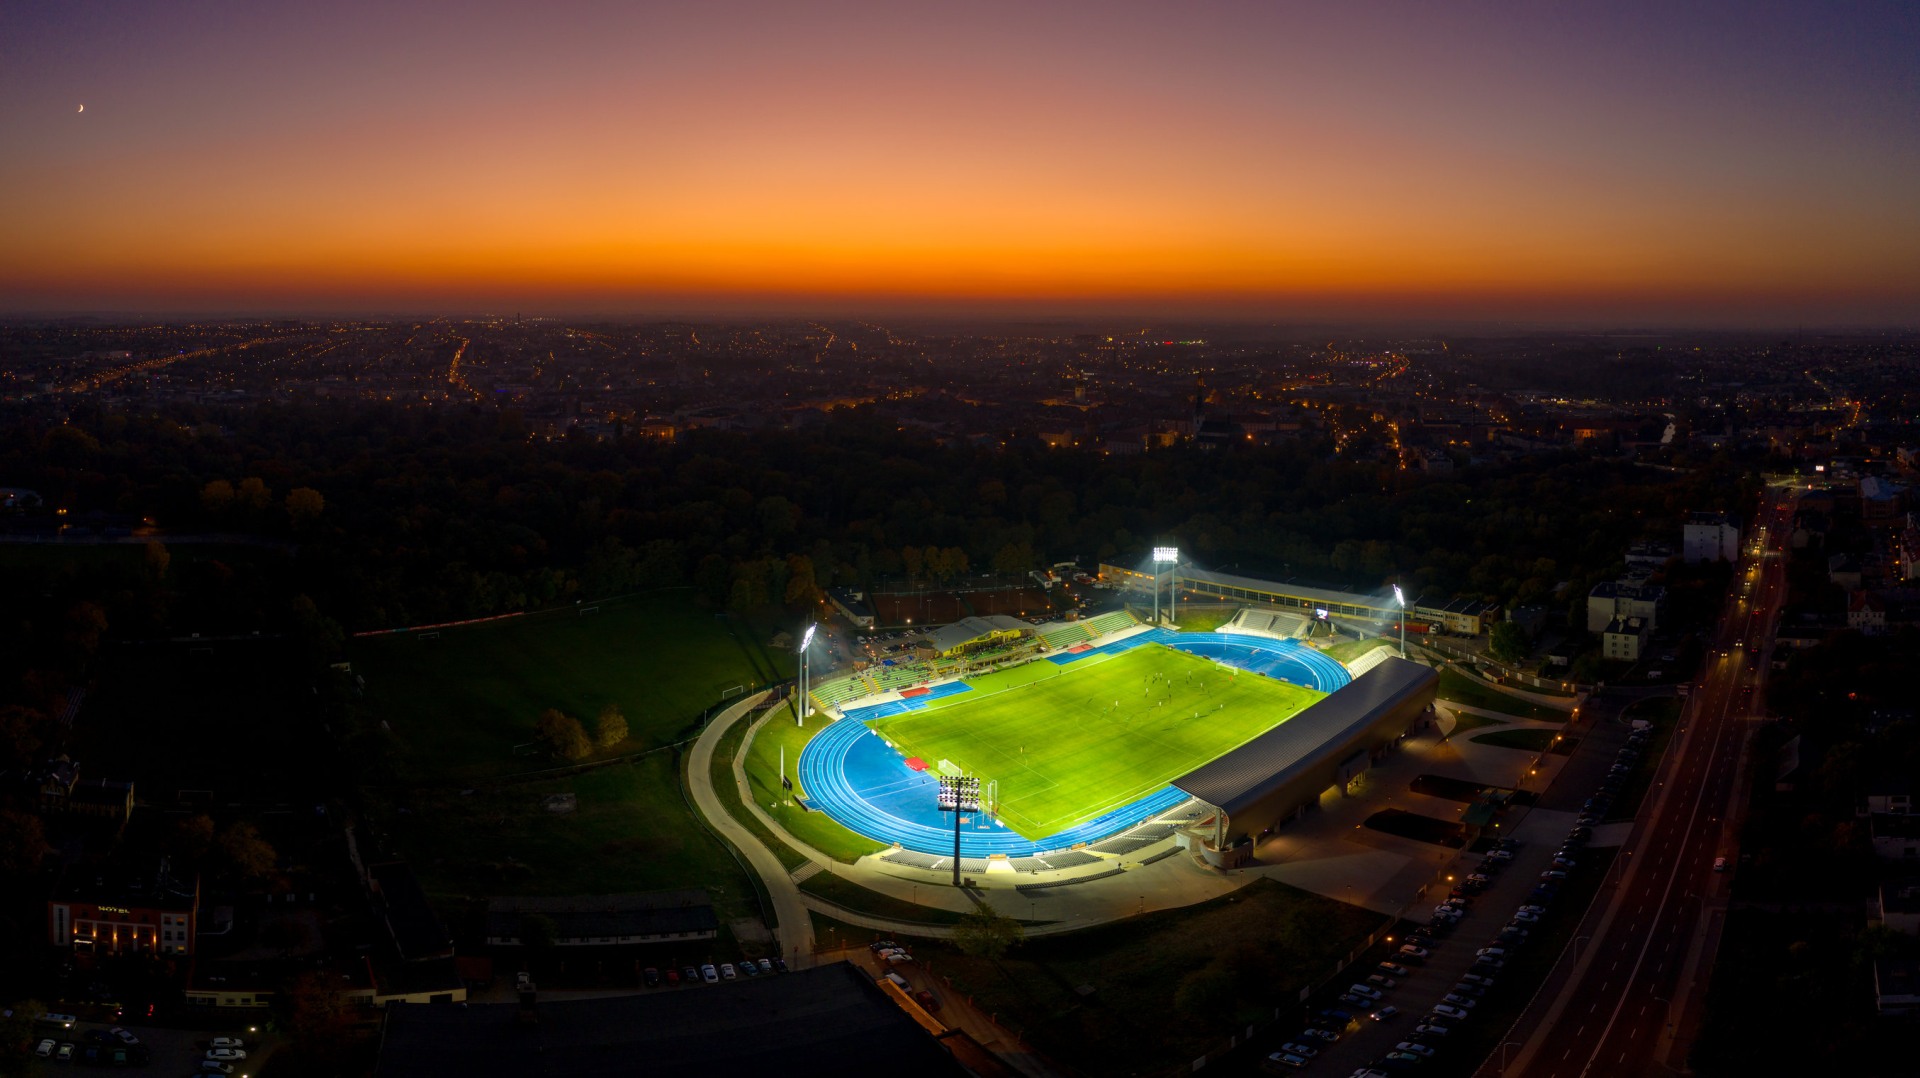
[867,644,1324,839]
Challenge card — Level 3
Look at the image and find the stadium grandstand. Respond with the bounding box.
[1099,561,1499,636]
[1172,656,1439,867]
[918,615,1031,658]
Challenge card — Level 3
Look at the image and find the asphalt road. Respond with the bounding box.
[1505,488,1795,1078]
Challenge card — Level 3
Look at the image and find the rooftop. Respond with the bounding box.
[373,961,967,1078]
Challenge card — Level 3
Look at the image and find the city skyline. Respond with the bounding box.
[4,1,1919,325]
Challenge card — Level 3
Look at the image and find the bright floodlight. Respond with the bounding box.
[1153,546,1179,563]
[1393,585,1405,606]
[800,623,817,651]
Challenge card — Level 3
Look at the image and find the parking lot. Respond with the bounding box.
[1245,703,1642,1076]
[25,1017,277,1077]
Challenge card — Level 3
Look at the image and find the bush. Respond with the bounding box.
[535,708,592,760]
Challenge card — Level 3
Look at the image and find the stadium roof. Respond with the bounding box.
[1175,566,1392,611]
[374,961,966,1078]
[1170,657,1438,817]
[921,615,1030,654]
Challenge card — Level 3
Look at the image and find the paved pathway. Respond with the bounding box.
[685,691,818,965]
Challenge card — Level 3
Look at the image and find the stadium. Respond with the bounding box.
[793,583,1440,869]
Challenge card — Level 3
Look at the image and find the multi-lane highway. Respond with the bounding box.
[1504,484,1798,1077]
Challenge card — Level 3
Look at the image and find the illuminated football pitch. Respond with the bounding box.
[866,643,1324,839]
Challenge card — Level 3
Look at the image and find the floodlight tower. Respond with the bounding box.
[1393,585,1407,658]
[937,775,980,887]
[796,623,817,725]
[1153,546,1179,625]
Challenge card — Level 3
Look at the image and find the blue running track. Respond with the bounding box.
[799,632,1352,856]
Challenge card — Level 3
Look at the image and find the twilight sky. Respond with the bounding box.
[3,0,1918,324]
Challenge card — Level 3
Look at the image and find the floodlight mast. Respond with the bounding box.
[796,623,817,725]
[937,776,981,886]
[1393,585,1407,658]
[1153,546,1179,626]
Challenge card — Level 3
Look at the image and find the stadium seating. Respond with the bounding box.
[809,674,874,710]
[1038,622,1093,649]
[1084,610,1139,637]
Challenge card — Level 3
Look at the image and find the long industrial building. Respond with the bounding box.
[1171,656,1439,867]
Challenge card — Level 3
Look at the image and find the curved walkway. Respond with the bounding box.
[685,690,817,967]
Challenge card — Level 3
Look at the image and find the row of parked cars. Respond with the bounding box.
[642,956,790,988]
[1266,726,1650,1076]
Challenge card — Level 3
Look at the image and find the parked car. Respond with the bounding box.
[1441,993,1478,1009]
[1266,1053,1310,1070]
[719,963,737,980]
[55,1043,74,1062]
[1476,947,1508,959]
[1512,910,1540,924]
[642,967,661,987]
[1413,1021,1451,1039]
[1376,962,1410,977]
[700,964,719,984]
[209,1037,245,1050]
[109,1028,140,1046]
[914,989,941,1012]
[682,965,701,985]
[1431,1003,1470,1020]
[1367,975,1397,989]
[1395,1043,1435,1058]
[1299,1027,1339,1043]
[1450,982,1486,998]
[739,959,759,977]
[1397,945,1430,960]
[1370,1006,1400,1022]
[1278,1042,1320,1058]
[206,1048,247,1062]
[1714,856,1728,872]
[34,1039,55,1058]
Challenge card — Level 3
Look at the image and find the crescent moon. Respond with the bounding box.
[78,104,85,113]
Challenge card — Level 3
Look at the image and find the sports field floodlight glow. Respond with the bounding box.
[800,623,817,652]
[1153,546,1179,563]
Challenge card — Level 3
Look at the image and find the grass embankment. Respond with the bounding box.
[741,706,888,863]
[1437,667,1569,722]
[354,590,785,783]
[1322,636,1398,664]
[1470,727,1561,752]
[707,711,809,872]
[925,879,1378,1076]
[870,644,1322,838]
[797,873,980,926]
[1169,605,1240,633]
[384,756,761,923]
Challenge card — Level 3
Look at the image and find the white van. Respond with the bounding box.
[35,1013,79,1029]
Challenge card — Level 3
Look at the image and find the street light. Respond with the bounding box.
[1393,584,1407,658]
[1153,546,1178,625]
[796,623,817,726]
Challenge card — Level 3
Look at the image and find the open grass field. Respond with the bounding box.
[381,753,761,922]
[351,590,786,782]
[868,643,1323,839]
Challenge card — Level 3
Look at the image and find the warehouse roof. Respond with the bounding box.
[1171,657,1438,817]
[374,961,966,1078]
